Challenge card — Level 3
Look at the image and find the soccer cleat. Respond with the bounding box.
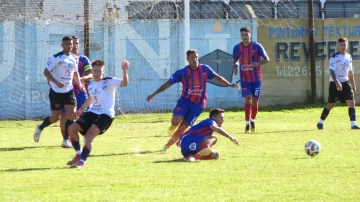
[161,145,168,152]
[67,154,81,166]
[250,121,256,133]
[71,161,84,169]
[351,125,360,129]
[316,123,324,130]
[33,124,42,143]
[245,125,251,133]
[61,140,73,148]
[194,148,214,160]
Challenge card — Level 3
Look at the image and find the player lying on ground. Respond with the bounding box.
[179,108,239,161]
[66,59,129,168]
[317,37,360,130]
[147,49,239,152]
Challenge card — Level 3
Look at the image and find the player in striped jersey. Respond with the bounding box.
[233,27,270,133]
[59,36,93,148]
[146,49,239,151]
[179,108,239,161]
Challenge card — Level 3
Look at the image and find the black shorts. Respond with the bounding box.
[328,81,354,103]
[49,88,76,110]
[75,112,114,135]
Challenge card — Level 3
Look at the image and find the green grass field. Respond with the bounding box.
[1,105,359,201]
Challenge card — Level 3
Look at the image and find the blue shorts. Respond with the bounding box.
[180,134,206,158]
[61,92,88,113]
[173,99,203,126]
[241,81,262,98]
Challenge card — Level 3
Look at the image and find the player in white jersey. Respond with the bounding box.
[33,36,84,143]
[66,59,129,168]
[317,37,360,130]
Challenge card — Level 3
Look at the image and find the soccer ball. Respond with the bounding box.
[304,140,321,156]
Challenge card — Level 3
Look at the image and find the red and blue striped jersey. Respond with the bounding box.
[74,54,91,94]
[169,64,218,108]
[233,42,268,82]
[184,118,215,136]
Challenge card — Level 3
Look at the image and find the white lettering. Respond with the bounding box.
[275,66,323,77]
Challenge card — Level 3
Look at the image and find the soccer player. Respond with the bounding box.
[179,108,239,161]
[66,59,129,168]
[146,49,239,151]
[317,37,360,130]
[59,36,93,148]
[233,27,269,133]
[33,36,83,143]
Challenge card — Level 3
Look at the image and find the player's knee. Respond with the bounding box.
[212,151,220,159]
[68,124,79,135]
[49,115,59,123]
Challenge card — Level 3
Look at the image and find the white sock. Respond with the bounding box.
[351,121,356,127]
[250,118,255,123]
[318,119,324,124]
[246,121,250,126]
[76,150,82,155]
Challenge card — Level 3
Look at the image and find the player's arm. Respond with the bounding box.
[348,56,356,94]
[210,124,239,146]
[120,60,129,87]
[329,57,342,91]
[146,81,173,102]
[81,57,93,81]
[252,44,270,67]
[73,71,83,90]
[233,45,239,75]
[74,96,92,119]
[213,75,239,89]
[43,56,65,88]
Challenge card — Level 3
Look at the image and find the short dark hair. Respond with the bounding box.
[71,36,79,40]
[240,27,251,33]
[338,37,348,43]
[186,49,198,57]
[62,36,73,41]
[91,60,105,67]
[209,108,225,118]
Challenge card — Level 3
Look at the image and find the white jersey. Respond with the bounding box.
[87,77,122,118]
[45,51,79,93]
[329,52,353,83]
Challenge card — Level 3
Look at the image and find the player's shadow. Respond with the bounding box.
[153,158,188,163]
[259,129,314,134]
[90,150,160,157]
[0,145,59,152]
[117,135,168,139]
[0,167,68,173]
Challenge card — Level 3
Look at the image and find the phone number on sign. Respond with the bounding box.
[275,66,322,77]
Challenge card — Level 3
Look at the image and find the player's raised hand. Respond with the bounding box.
[56,81,66,88]
[122,60,129,71]
[146,94,155,102]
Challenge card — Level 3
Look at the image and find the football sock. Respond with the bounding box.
[245,103,251,122]
[39,116,51,130]
[251,103,258,120]
[64,119,74,140]
[348,108,356,126]
[72,141,81,154]
[319,107,330,122]
[245,121,250,126]
[80,146,91,162]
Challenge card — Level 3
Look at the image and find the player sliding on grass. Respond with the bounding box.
[179,108,239,161]
[66,59,129,168]
[146,49,239,152]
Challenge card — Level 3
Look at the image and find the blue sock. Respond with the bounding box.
[72,141,81,152]
[348,108,356,121]
[80,146,91,162]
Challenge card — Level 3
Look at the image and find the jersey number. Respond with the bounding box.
[65,69,71,76]
[254,89,260,96]
[93,96,98,104]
